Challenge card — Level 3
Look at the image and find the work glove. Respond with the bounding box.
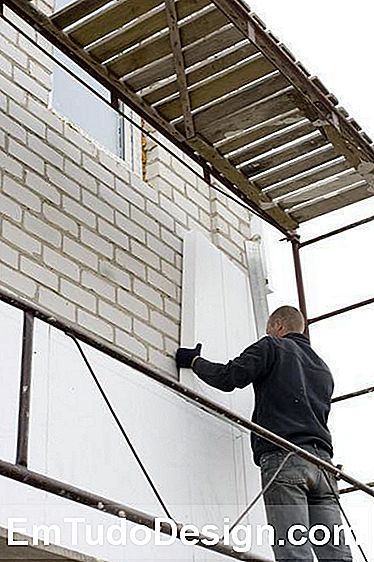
[175,343,202,369]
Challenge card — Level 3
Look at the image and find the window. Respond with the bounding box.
[51,0,142,175]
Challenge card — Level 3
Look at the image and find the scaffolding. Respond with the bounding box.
[0,0,374,560]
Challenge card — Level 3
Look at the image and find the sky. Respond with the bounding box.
[246,1,374,559]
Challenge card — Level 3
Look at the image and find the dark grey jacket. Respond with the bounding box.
[192,332,334,465]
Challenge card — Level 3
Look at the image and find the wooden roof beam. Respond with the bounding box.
[211,0,374,189]
[165,0,195,138]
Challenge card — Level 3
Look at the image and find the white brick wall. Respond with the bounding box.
[0,19,253,378]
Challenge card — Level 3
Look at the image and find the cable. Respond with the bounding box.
[321,467,369,562]
[70,335,174,521]
[227,451,294,534]
[1,12,269,224]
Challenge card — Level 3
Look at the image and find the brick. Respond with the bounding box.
[61,279,96,311]
[13,67,49,104]
[146,234,175,265]
[98,184,130,216]
[187,215,210,236]
[174,190,199,220]
[150,310,179,340]
[20,256,58,289]
[64,122,97,158]
[98,150,128,176]
[28,134,64,169]
[0,192,22,222]
[228,225,246,248]
[25,171,61,205]
[115,177,145,210]
[47,129,81,163]
[160,227,182,254]
[148,347,177,377]
[43,204,78,236]
[147,269,176,299]
[199,208,212,230]
[0,263,37,298]
[77,309,113,342]
[81,227,113,258]
[1,39,28,69]
[0,18,18,43]
[239,220,251,238]
[3,175,42,212]
[29,60,51,88]
[0,73,27,106]
[0,112,26,143]
[62,196,96,228]
[24,212,62,248]
[131,240,160,270]
[98,219,129,250]
[164,298,181,322]
[82,154,115,188]
[81,271,116,301]
[164,335,179,356]
[186,184,211,214]
[0,240,19,268]
[174,222,188,240]
[133,318,162,348]
[115,249,146,279]
[216,233,243,263]
[145,200,174,231]
[227,197,251,221]
[130,206,159,236]
[27,98,63,134]
[0,91,6,112]
[118,288,148,320]
[9,100,47,138]
[64,160,97,193]
[212,215,229,235]
[43,247,80,281]
[159,194,187,225]
[82,191,114,222]
[152,161,185,192]
[99,301,131,332]
[170,158,197,187]
[133,279,163,310]
[39,287,76,321]
[0,151,23,179]
[3,221,41,255]
[63,236,98,270]
[161,260,181,285]
[8,138,44,174]
[195,176,211,198]
[46,165,80,199]
[99,260,131,290]
[213,201,240,229]
[130,173,158,202]
[115,212,145,244]
[115,329,147,361]
[152,176,172,199]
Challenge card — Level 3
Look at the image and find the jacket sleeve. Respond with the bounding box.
[192,336,276,392]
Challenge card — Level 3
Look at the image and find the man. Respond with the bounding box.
[175,305,352,561]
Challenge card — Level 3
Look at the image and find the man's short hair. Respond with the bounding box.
[268,306,305,333]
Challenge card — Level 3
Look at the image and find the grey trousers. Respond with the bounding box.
[260,443,353,561]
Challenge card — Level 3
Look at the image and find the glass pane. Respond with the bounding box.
[0,301,23,462]
[52,51,120,156]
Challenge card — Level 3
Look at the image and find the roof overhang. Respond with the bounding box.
[5,0,374,234]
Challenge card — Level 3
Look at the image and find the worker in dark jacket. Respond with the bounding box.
[175,305,352,561]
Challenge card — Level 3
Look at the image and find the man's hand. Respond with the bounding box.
[175,343,202,369]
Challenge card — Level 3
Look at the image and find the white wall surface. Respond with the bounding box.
[180,231,272,560]
[0,292,271,561]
